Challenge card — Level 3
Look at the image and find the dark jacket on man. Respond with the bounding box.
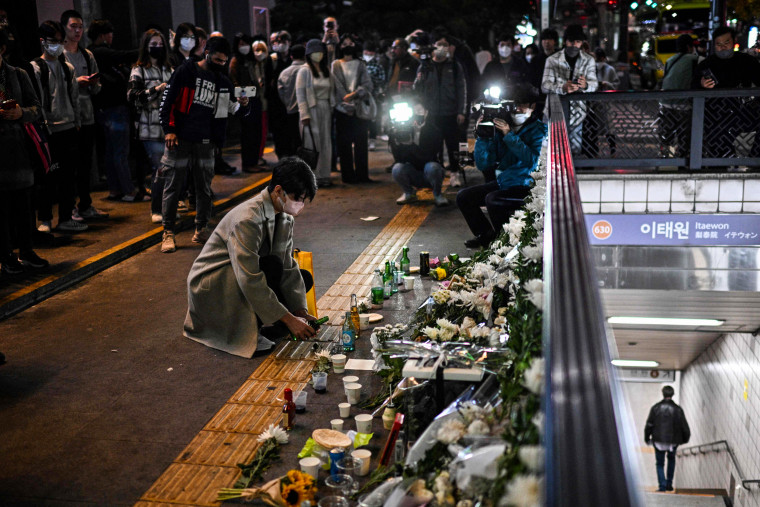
[88,43,138,110]
[645,399,691,445]
[413,59,467,116]
[387,53,419,95]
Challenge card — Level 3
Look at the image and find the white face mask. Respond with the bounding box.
[45,43,64,57]
[277,42,289,54]
[310,52,324,63]
[511,111,532,126]
[362,53,373,62]
[180,36,195,52]
[254,51,267,61]
[280,194,305,216]
[238,45,250,55]
[526,54,534,63]
[434,46,449,60]
[498,46,512,58]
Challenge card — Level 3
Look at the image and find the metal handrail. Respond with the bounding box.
[543,93,642,506]
[676,439,760,490]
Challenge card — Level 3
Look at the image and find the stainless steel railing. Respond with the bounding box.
[677,439,760,490]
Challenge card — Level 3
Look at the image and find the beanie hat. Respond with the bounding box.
[305,39,324,56]
[564,24,586,43]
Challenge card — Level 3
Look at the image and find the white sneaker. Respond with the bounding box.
[434,195,450,207]
[71,208,85,222]
[396,193,418,205]
[161,231,176,253]
[449,172,463,187]
[369,140,376,151]
[57,219,88,232]
[38,221,52,233]
[151,213,163,224]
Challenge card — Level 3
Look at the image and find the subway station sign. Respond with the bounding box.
[585,214,760,246]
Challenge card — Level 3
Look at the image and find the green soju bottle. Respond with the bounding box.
[383,261,393,299]
[400,246,411,275]
[342,311,356,352]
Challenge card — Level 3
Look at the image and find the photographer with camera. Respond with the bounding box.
[456,85,547,248]
[322,17,340,67]
[389,101,449,207]
[413,34,466,182]
[387,38,419,97]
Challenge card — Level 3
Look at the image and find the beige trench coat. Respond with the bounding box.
[183,188,308,357]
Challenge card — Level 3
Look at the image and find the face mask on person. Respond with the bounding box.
[511,110,532,126]
[715,49,733,59]
[206,55,226,74]
[254,50,267,61]
[498,46,512,58]
[238,45,250,55]
[279,194,305,216]
[362,53,373,62]
[180,36,195,52]
[148,46,165,59]
[564,46,580,58]
[45,43,64,58]
[526,54,534,63]
[310,52,324,63]
[434,46,449,60]
[276,42,289,54]
[341,45,356,58]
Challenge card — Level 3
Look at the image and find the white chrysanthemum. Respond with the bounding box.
[507,216,526,244]
[438,327,457,342]
[502,474,543,507]
[523,357,545,395]
[456,500,473,507]
[315,349,332,360]
[395,323,407,330]
[460,317,477,331]
[494,316,507,326]
[526,196,545,215]
[523,279,544,310]
[518,445,545,472]
[521,245,543,262]
[489,329,503,347]
[421,326,440,341]
[436,318,459,332]
[514,210,526,220]
[533,215,544,233]
[433,289,452,304]
[468,325,491,339]
[257,423,289,444]
[437,419,466,444]
[532,412,545,435]
[471,262,496,282]
[466,419,491,436]
[488,254,503,266]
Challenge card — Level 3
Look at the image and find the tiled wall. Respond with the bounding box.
[579,176,760,214]
[678,333,760,506]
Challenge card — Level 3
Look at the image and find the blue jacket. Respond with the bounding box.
[474,118,547,190]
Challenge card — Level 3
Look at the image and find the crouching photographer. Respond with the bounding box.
[456,85,547,248]
[389,101,449,207]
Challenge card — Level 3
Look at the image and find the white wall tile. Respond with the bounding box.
[744,180,760,202]
[695,202,719,213]
[578,180,602,202]
[601,202,624,213]
[623,202,647,213]
[695,180,720,202]
[719,180,744,202]
[743,202,760,213]
[648,180,672,201]
[582,202,600,214]
[601,179,625,202]
[719,201,743,213]
[671,180,697,202]
[671,202,695,213]
[647,202,671,212]
[623,180,648,202]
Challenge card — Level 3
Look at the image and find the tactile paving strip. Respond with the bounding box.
[136,197,433,506]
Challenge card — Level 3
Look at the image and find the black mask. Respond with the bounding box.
[207,56,227,74]
[148,46,165,59]
[341,45,356,58]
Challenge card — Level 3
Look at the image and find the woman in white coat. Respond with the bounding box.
[295,39,335,187]
[184,158,318,357]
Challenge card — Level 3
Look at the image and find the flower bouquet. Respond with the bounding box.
[217,469,317,505]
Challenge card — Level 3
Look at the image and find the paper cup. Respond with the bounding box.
[342,375,360,388]
[299,456,321,479]
[345,383,362,405]
[338,402,351,418]
[359,314,370,330]
[331,418,344,431]
[352,449,372,476]
[355,413,373,434]
[332,354,347,373]
[403,276,415,290]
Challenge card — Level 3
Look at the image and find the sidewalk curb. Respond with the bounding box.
[0,176,272,323]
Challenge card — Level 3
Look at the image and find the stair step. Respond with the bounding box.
[645,491,726,507]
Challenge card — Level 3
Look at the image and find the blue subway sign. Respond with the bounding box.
[585,214,760,246]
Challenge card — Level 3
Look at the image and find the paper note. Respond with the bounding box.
[345,359,376,370]
[360,216,380,221]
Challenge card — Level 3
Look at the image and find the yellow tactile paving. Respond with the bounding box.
[136,198,433,506]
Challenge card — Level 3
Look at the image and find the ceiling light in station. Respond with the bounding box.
[611,359,660,368]
[607,316,724,327]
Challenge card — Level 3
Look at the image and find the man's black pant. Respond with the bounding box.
[456,182,529,238]
[335,110,369,182]
[0,187,34,256]
[38,127,79,223]
[430,114,462,172]
[257,255,314,332]
[76,124,96,211]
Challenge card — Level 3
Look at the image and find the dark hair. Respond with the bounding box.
[0,27,8,49]
[136,29,169,68]
[676,34,694,54]
[87,19,114,41]
[509,82,538,104]
[337,33,360,59]
[60,9,83,27]
[290,44,305,60]
[173,22,195,51]
[363,40,378,52]
[232,32,252,57]
[594,47,607,60]
[662,385,675,398]
[497,34,516,45]
[276,30,291,43]
[712,26,736,41]
[194,26,207,41]
[525,43,539,55]
[205,35,231,56]
[541,28,559,42]
[39,20,65,41]
[392,38,409,50]
[268,157,317,202]
[564,24,586,43]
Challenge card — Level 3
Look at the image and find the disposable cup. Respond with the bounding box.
[342,376,360,389]
[403,276,415,290]
[312,371,328,392]
[345,382,362,405]
[299,456,321,479]
[338,402,351,418]
[319,495,350,507]
[359,314,370,330]
[332,354,347,373]
[355,413,373,434]
[352,449,372,476]
[294,390,308,413]
[331,418,344,431]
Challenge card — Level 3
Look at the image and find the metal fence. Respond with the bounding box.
[559,89,760,170]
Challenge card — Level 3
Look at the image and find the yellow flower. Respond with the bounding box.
[281,470,316,506]
[432,267,447,280]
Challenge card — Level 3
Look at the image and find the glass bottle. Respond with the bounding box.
[282,388,296,430]
[350,294,361,339]
[400,246,411,275]
[342,311,356,352]
[371,269,384,308]
[383,261,392,299]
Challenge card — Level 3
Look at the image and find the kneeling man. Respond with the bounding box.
[184,157,318,357]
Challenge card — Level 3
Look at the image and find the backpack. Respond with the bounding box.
[30,57,74,112]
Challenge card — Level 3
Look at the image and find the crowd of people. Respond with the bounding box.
[1,6,759,276]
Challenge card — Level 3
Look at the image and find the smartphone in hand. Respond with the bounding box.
[702,68,718,86]
[234,86,256,98]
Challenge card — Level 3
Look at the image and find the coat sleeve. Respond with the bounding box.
[644,406,655,443]
[355,62,373,98]
[295,66,311,120]
[455,60,466,115]
[159,64,185,135]
[582,55,598,93]
[16,68,42,124]
[279,219,309,312]
[500,122,546,171]
[332,60,348,103]
[542,56,566,95]
[227,216,290,325]
[680,407,691,444]
[474,137,496,173]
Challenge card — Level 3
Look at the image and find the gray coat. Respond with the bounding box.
[184,188,308,357]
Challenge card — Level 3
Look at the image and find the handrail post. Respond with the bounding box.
[688,96,704,170]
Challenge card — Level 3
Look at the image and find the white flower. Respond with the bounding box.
[524,279,544,311]
[257,423,289,444]
[507,216,526,244]
[502,474,543,507]
[523,357,545,395]
[456,501,473,507]
[460,317,477,331]
[438,327,457,342]
[437,419,466,444]
[521,245,543,262]
[532,412,545,435]
[433,471,455,506]
[494,316,507,326]
[436,318,459,332]
[489,330,502,347]
[467,419,491,436]
[315,349,332,360]
[421,326,440,341]
[526,196,545,216]
[432,289,452,304]
[533,215,544,233]
[488,254,503,266]
[468,325,491,339]
[395,323,407,330]
[518,445,545,472]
